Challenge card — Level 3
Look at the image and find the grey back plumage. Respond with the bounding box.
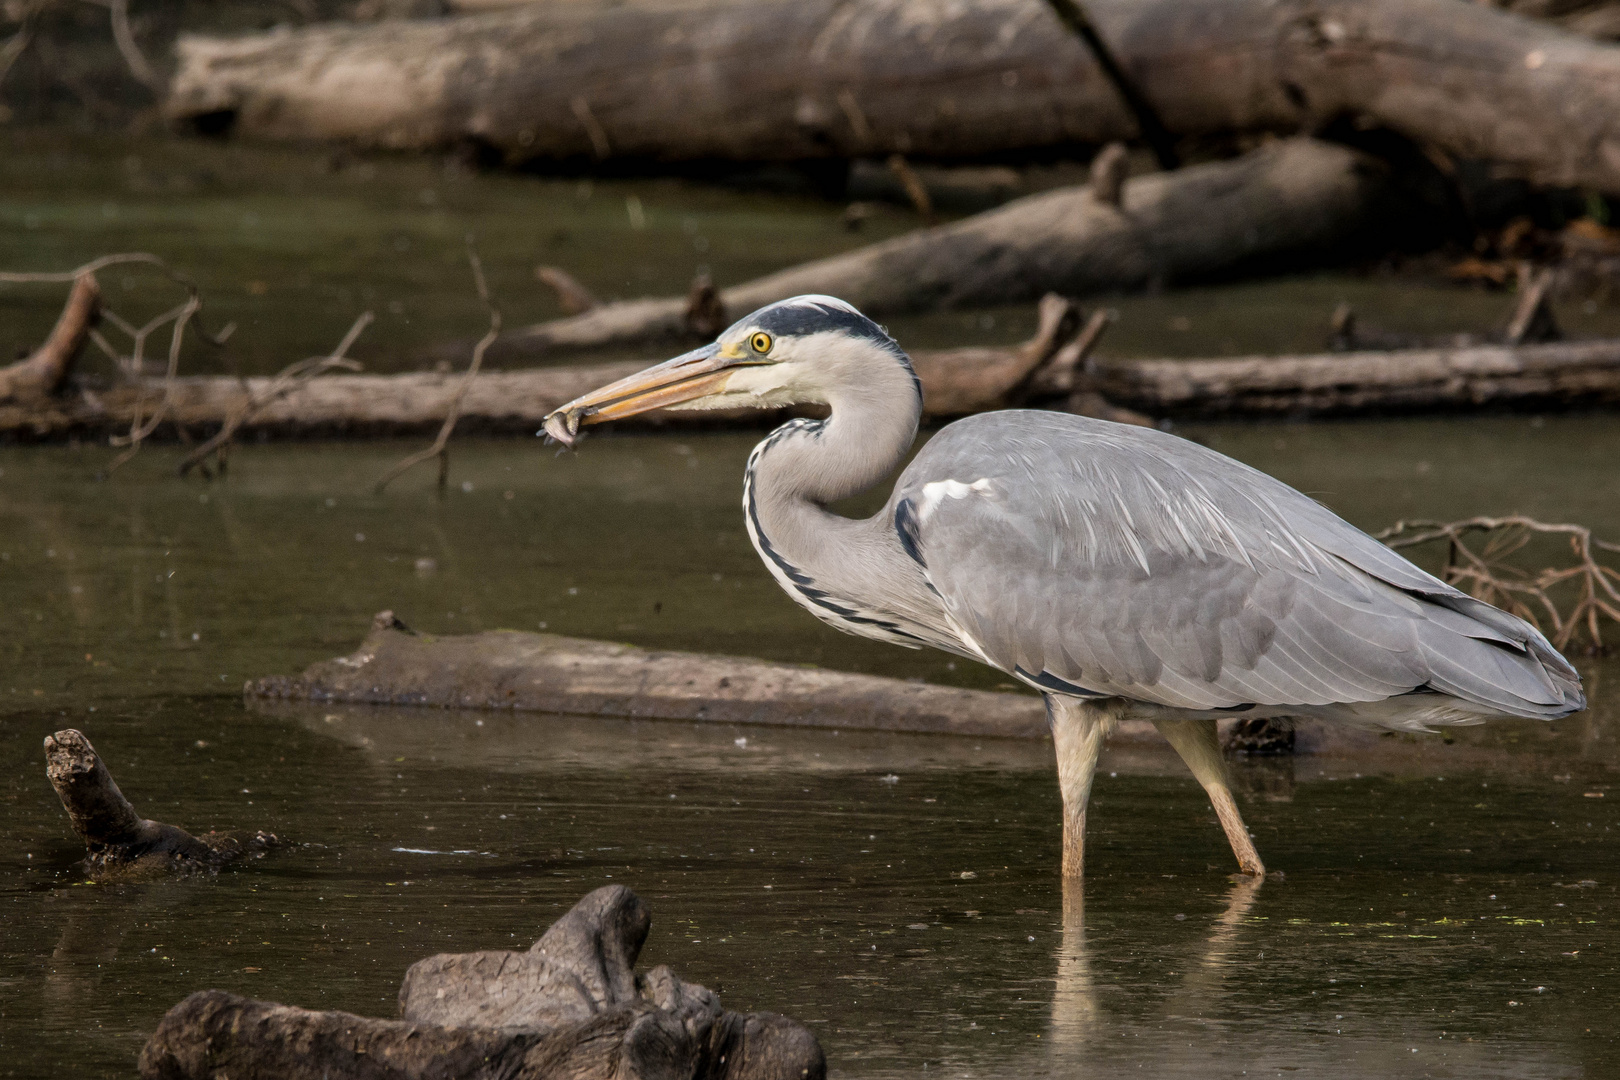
[884,411,1583,723]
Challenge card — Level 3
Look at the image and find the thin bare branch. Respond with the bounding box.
[178,311,373,477]
[1377,515,1620,653]
[83,0,161,90]
[106,293,199,469]
[374,241,502,494]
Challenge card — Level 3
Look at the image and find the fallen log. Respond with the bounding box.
[0,293,1102,440]
[249,611,1052,740]
[165,0,1620,198]
[140,885,825,1080]
[44,728,279,880]
[252,614,1608,771]
[1093,337,1620,419]
[7,325,1620,443]
[496,138,1418,354]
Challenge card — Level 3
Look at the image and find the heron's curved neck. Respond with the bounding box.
[751,358,920,508]
[745,355,921,588]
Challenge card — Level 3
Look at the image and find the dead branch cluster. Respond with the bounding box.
[0,248,495,488]
[0,253,234,470]
[1378,516,1620,654]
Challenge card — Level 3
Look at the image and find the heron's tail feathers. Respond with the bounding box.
[1411,592,1585,721]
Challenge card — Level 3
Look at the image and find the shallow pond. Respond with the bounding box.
[2,419,1618,1080]
[2,131,1619,1079]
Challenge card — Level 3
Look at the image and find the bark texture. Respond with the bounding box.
[1092,338,1620,418]
[166,0,1620,193]
[139,885,826,1080]
[249,610,1050,739]
[44,728,277,879]
[499,139,1417,353]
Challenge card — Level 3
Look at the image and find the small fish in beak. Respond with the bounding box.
[541,409,581,449]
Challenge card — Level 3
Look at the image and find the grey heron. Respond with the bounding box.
[543,295,1585,878]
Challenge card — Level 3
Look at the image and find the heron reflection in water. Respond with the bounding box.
[544,295,1584,878]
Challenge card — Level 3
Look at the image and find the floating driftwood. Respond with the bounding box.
[44,728,279,880]
[496,139,1414,354]
[139,885,825,1080]
[250,611,1051,739]
[165,0,1620,198]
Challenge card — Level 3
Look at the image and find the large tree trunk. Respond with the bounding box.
[497,138,1414,355]
[167,0,1620,193]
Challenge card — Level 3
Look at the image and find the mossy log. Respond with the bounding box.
[166,0,1620,197]
[139,885,824,1080]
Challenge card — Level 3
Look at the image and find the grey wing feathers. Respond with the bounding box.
[894,412,1583,721]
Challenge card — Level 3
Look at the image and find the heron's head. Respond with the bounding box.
[541,295,916,446]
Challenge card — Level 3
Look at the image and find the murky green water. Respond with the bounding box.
[3,130,1620,1078]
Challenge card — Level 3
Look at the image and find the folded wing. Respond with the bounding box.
[893,412,1583,721]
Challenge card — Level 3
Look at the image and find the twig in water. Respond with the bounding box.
[374,242,501,494]
[106,292,199,470]
[1377,516,1620,654]
[178,311,374,478]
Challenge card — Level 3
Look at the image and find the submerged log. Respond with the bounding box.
[140,885,825,1080]
[166,0,1620,197]
[498,139,1415,353]
[249,611,1051,739]
[44,728,278,880]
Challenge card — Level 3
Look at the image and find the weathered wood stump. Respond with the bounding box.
[44,728,279,880]
[138,885,825,1080]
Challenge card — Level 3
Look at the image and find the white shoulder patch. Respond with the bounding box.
[916,478,993,522]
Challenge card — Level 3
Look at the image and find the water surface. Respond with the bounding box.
[2,130,1618,1080]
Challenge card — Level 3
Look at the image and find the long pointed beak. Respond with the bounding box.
[541,343,736,447]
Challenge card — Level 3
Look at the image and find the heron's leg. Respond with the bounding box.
[1046,695,1114,879]
[1152,717,1266,876]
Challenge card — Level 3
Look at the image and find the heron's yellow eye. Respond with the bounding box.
[750,332,773,354]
